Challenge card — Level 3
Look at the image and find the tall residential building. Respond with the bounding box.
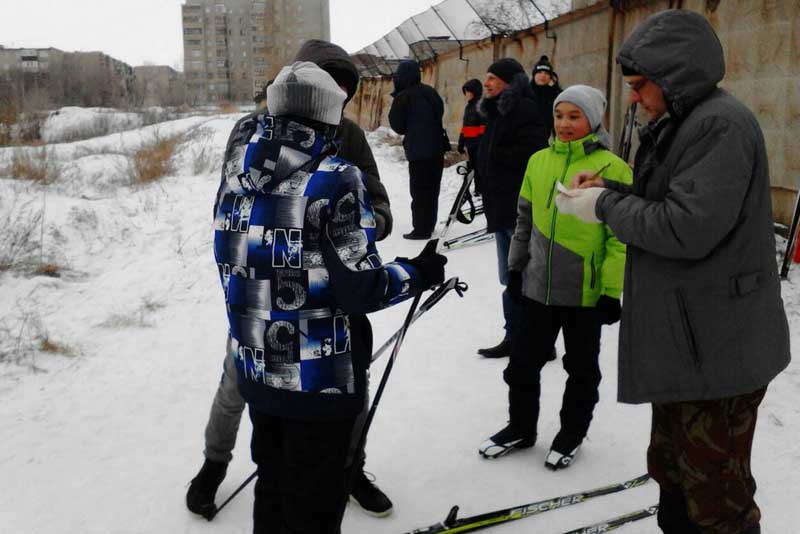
[133,66,187,107]
[182,0,330,104]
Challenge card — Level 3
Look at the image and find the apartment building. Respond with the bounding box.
[182,0,330,104]
[134,65,186,106]
[0,47,67,75]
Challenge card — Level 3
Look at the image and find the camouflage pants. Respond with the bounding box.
[648,387,766,534]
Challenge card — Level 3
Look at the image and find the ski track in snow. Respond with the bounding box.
[0,113,798,534]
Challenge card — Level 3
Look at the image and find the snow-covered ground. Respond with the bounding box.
[0,111,798,534]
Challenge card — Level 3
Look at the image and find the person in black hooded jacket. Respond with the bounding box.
[388,59,446,240]
[530,55,562,141]
[476,58,549,359]
[186,39,397,521]
[457,78,486,194]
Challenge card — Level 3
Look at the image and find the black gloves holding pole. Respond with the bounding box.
[396,239,448,289]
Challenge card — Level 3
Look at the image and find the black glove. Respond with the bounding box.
[595,295,621,325]
[506,270,523,303]
[396,240,447,288]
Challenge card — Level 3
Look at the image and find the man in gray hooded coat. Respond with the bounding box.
[557,10,790,534]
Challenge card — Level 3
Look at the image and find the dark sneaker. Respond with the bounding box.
[478,424,536,459]
[186,458,228,520]
[403,231,431,240]
[350,471,393,517]
[544,446,580,470]
[477,337,511,358]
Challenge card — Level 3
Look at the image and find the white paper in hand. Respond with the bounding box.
[556,181,579,197]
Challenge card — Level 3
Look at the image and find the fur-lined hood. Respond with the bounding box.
[479,72,535,117]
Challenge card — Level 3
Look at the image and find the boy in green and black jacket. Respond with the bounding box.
[479,85,632,469]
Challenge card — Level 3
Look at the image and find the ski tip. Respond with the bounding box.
[444,505,460,527]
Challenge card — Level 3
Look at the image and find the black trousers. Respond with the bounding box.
[466,144,482,195]
[250,409,356,534]
[503,298,601,452]
[408,155,444,236]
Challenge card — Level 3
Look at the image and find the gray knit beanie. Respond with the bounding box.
[267,61,347,125]
[553,85,611,148]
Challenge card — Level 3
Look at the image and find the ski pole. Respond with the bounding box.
[209,470,257,520]
[371,275,467,363]
[339,238,465,525]
[780,188,800,279]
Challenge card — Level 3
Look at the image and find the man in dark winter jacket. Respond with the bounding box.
[187,40,397,520]
[530,55,562,141]
[457,78,486,195]
[213,61,446,534]
[557,10,790,534]
[388,59,446,240]
[476,58,549,358]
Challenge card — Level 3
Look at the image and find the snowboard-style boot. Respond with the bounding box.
[479,424,536,459]
[478,336,511,358]
[186,458,228,519]
[350,470,393,517]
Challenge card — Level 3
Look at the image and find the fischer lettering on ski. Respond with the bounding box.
[404,474,650,534]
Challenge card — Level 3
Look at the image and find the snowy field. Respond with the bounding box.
[1,110,798,534]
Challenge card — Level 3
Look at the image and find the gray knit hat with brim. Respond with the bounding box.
[267,61,347,125]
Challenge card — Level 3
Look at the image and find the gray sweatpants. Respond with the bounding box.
[203,336,369,469]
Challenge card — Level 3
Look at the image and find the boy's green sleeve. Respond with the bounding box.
[600,161,633,298]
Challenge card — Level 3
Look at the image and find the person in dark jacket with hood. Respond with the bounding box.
[476,58,549,358]
[388,59,446,240]
[457,78,486,194]
[557,10,790,534]
[530,55,562,141]
[186,39,398,520]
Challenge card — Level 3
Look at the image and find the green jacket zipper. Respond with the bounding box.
[545,146,572,304]
[590,252,597,289]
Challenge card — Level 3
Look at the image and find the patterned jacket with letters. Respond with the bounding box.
[214,113,424,419]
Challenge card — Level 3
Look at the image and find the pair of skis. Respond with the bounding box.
[443,227,493,250]
[405,474,656,534]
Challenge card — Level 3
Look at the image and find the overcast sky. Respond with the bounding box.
[0,0,436,68]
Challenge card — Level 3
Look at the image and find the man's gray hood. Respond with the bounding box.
[616,10,725,118]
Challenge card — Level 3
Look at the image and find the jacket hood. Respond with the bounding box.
[393,60,421,95]
[462,78,483,100]
[616,10,724,118]
[238,115,337,194]
[479,72,533,117]
[294,39,360,105]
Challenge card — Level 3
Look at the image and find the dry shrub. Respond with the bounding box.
[6,147,59,183]
[0,194,43,271]
[131,131,182,184]
[34,263,62,278]
[39,337,75,356]
[98,296,165,329]
[217,101,239,113]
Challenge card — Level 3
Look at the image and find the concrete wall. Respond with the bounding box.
[346,0,800,225]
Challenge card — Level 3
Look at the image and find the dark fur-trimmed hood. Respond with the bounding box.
[479,72,534,117]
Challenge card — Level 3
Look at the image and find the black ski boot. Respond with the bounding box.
[350,470,393,517]
[478,336,511,358]
[186,458,228,520]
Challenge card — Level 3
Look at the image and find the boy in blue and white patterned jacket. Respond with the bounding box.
[212,61,446,534]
